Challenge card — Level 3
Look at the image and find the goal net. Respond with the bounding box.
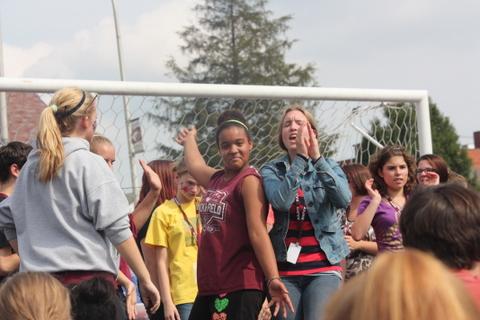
[0,78,431,200]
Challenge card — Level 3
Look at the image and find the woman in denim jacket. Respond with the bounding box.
[260,105,351,320]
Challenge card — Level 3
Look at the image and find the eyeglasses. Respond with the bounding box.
[416,168,437,175]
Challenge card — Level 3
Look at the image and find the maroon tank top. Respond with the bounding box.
[196,166,264,295]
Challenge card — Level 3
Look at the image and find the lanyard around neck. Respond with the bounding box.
[174,197,200,246]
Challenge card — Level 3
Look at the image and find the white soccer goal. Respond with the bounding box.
[0,77,431,201]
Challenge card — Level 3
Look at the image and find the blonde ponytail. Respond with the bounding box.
[37,107,64,182]
[36,87,96,182]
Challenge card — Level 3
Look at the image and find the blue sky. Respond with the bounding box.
[2,0,479,146]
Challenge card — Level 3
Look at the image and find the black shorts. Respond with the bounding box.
[188,289,265,320]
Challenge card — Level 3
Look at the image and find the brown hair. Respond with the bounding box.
[137,159,177,208]
[277,105,318,151]
[324,249,480,320]
[37,87,96,182]
[368,145,416,197]
[173,158,189,177]
[400,183,480,269]
[0,272,71,320]
[417,154,449,183]
[342,164,371,196]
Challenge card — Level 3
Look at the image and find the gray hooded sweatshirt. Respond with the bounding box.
[0,137,132,274]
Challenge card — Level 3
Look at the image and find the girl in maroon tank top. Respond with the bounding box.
[176,110,293,320]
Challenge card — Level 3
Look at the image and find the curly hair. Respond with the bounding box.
[368,145,416,197]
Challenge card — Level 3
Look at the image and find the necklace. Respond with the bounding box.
[295,192,306,221]
[386,197,403,221]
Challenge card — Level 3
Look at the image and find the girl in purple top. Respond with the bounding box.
[350,146,416,252]
[176,110,293,320]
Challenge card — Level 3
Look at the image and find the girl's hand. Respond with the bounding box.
[163,302,181,320]
[139,280,160,314]
[365,178,381,201]
[258,299,272,320]
[344,235,360,251]
[267,278,294,318]
[139,159,162,193]
[175,127,197,146]
[124,281,137,320]
[420,171,441,186]
[295,122,310,158]
[306,122,321,161]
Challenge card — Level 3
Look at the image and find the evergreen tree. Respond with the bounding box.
[150,0,319,167]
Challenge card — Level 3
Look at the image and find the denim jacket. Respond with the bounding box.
[260,154,351,265]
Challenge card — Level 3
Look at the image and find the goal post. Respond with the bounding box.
[0,77,432,200]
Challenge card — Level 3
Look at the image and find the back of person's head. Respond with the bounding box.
[342,163,371,196]
[71,277,119,320]
[400,183,480,269]
[324,249,480,320]
[448,170,469,187]
[90,134,113,154]
[215,110,251,144]
[0,272,71,320]
[90,135,115,168]
[37,87,96,182]
[137,159,176,207]
[0,141,32,183]
[417,154,449,183]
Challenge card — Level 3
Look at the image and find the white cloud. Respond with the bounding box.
[4,43,53,77]
[10,1,197,81]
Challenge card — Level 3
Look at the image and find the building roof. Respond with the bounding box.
[6,92,46,143]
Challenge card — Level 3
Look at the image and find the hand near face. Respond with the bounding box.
[306,122,321,160]
[175,126,197,146]
[420,171,440,186]
[295,122,310,158]
[365,178,381,201]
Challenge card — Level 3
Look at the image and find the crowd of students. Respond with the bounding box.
[0,86,478,320]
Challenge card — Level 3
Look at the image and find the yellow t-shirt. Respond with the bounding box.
[145,198,200,305]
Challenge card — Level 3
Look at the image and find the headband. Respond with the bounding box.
[218,119,249,131]
[53,90,86,118]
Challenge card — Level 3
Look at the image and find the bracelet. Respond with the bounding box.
[266,276,281,289]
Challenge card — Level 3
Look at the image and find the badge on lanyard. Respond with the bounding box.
[286,242,302,264]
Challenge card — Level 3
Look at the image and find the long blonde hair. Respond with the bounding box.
[324,249,480,320]
[0,272,71,320]
[37,87,96,182]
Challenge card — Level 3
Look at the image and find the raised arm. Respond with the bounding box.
[176,127,217,188]
[350,179,381,241]
[242,175,293,318]
[130,160,162,231]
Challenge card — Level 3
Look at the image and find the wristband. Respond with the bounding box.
[266,276,281,289]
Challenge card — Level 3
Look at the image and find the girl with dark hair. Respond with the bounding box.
[351,145,416,252]
[340,164,378,280]
[416,153,449,186]
[176,110,292,320]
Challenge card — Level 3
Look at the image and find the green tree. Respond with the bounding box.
[150,0,321,167]
[357,100,473,184]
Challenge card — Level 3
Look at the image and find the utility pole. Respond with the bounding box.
[111,0,138,200]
